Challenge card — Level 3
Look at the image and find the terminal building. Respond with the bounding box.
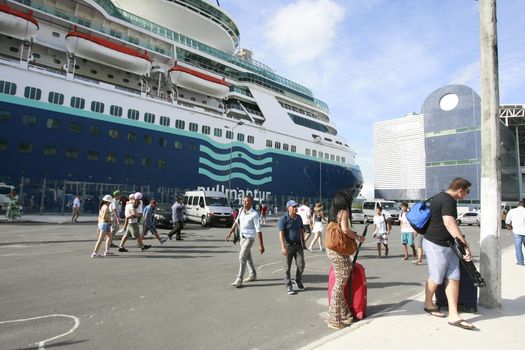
[373,84,521,204]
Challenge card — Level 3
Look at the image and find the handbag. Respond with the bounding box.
[325,221,357,256]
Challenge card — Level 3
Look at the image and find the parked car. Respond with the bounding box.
[351,208,365,224]
[183,190,233,227]
[456,212,480,226]
[154,203,173,229]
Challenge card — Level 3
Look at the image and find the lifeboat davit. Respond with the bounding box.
[65,31,152,76]
[0,4,39,41]
[169,64,230,99]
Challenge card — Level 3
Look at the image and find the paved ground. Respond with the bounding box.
[0,221,509,350]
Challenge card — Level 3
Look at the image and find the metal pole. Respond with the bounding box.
[479,0,501,308]
[228,137,233,206]
[319,161,322,204]
[515,127,522,198]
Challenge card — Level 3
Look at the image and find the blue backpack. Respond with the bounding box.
[406,196,435,234]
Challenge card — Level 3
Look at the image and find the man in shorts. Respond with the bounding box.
[372,206,391,257]
[399,202,416,260]
[423,177,474,330]
[142,199,168,245]
[118,194,151,252]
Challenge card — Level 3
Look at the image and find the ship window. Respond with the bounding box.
[110,105,123,117]
[312,150,317,157]
[291,145,297,153]
[226,131,233,140]
[159,137,167,147]
[90,126,100,136]
[69,122,81,133]
[9,47,19,53]
[43,145,57,156]
[71,97,85,109]
[54,59,61,65]
[141,157,151,167]
[144,135,152,144]
[174,140,183,149]
[305,149,311,156]
[78,18,91,27]
[110,29,122,39]
[87,151,99,161]
[283,144,289,151]
[336,155,340,162]
[341,157,346,163]
[274,142,281,150]
[127,109,140,120]
[144,113,155,124]
[106,153,118,163]
[124,155,135,165]
[247,136,255,144]
[266,140,272,148]
[48,92,64,105]
[175,119,185,129]
[189,143,197,152]
[52,32,60,38]
[65,148,78,159]
[319,152,323,158]
[214,128,222,137]
[24,87,41,100]
[108,129,119,139]
[75,64,80,69]
[22,114,37,126]
[190,97,196,101]
[160,116,170,126]
[0,81,16,95]
[46,118,60,129]
[127,132,136,142]
[325,153,329,160]
[155,47,165,55]
[189,122,198,132]
[0,139,8,151]
[107,74,114,79]
[91,101,105,113]
[202,125,211,135]
[157,160,167,169]
[128,36,139,45]
[123,78,130,83]
[0,111,11,122]
[19,143,33,154]
[330,154,335,161]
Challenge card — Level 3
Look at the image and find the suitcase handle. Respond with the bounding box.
[352,224,369,267]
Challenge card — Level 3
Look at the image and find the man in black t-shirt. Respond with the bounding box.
[422,177,475,330]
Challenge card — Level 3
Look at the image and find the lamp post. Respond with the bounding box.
[225,120,244,206]
[314,137,322,205]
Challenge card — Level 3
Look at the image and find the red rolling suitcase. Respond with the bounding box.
[327,225,368,320]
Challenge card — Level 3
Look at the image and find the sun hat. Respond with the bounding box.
[134,192,143,200]
[314,203,323,210]
[129,193,135,200]
[102,194,113,202]
[286,200,298,208]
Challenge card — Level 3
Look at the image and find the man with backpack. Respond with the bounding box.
[423,177,475,330]
[279,200,306,295]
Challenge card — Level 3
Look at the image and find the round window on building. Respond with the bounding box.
[439,93,459,111]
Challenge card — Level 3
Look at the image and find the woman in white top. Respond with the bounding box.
[308,203,324,251]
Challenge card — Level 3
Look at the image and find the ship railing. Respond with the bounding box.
[114,85,141,95]
[28,62,66,77]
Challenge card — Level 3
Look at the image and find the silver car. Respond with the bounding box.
[351,208,365,224]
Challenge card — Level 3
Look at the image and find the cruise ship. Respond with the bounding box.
[0,0,362,206]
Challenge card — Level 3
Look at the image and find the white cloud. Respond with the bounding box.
[263,0,345,64]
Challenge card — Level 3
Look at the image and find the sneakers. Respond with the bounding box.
[91,253,103,258]
[287,286,296,295]
[517,262,525,266]
[176,237,183,241]
[104,250,115,256]
[141,245,151,251]
[295,280,305,290]
[160,237,168,244]
[118,247,128,252]
[110,243,118,248]
[243,275,257,282]
[231,278,242,288]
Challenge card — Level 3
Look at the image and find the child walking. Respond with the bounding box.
[91,195,115,258]
[308,203,324,251]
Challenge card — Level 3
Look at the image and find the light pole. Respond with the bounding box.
[314,137,322,205]
[225,120,244,206]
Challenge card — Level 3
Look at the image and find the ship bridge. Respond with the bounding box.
[111,0,239,53]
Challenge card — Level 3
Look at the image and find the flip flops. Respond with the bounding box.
[448,319,475,330]
[424,307,446,318]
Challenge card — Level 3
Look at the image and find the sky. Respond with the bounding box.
[217,0,525,198]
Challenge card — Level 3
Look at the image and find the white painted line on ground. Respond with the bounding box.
[0,314,80,350]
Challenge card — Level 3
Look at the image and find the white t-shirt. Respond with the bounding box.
[236,208,261,239]
[297,205,312,226]
[73,197,80,208]
[373,213,391,234]
[506,206,525,235]
[125,201,142,224]
[400,212,414,233]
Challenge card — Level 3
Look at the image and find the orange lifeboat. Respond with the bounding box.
[169,64,230,99]
[65,31,152,76]
[0,4,39,41]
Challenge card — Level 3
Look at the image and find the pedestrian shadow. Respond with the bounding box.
[302,274,380,284]
[112,254,213,259]
[368,281,422,288]
[0,239,95,247]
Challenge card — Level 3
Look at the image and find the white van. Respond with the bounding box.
[183,190,233,227]
[0,183,15,211]
[362,199,400,224]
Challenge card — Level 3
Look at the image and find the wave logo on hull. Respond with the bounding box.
[198,145,273,185]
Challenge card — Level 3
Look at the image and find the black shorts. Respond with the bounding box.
[303,224,312,234]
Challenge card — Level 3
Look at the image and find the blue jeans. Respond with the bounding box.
[514,234,525,264]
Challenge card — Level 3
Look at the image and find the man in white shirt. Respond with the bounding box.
[118,193,150,252]
[71,194,81,223]
[372,206,391,257]
[297,199,313,243]
[225,195,265,288]
[505,200,525,266]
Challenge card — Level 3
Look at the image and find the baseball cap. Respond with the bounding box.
[102,194,113,202]
[134,192,143,200]
[286,200,298,208]
[112,190,120,197]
